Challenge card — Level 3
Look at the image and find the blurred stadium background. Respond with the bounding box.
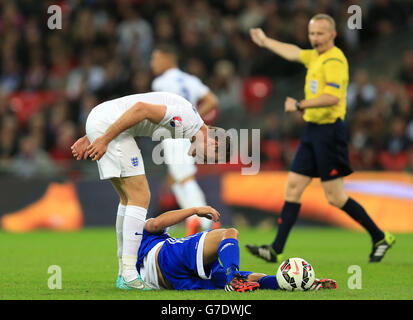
[0,0,413,233]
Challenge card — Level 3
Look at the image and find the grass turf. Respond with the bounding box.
[1,226,412,300]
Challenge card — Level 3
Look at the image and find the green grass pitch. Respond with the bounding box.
[1,226,412,300]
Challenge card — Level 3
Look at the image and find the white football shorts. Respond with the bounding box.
[85,105,145,180]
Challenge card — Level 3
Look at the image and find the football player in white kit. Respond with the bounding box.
[150,44,219,235]
[71,91,229,290]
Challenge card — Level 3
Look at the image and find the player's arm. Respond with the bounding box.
[284,94,340,112]
[250,28,301,62]
[197,91,219,118]
[145,206,220,233]
[87,102,166,161]
[300,94,340,109]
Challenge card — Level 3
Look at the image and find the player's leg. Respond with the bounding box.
[110,178,128,286]
[273,171,312,252]
[317,119,394,262]
[203,229,259,292]
[117,174,150,285]
[322,177,382,238]
[86,114,151,288]
[321,177,395,262]
[245,272,337,291]
[246,171,312,262]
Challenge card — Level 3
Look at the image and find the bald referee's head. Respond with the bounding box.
[308,14,337,54]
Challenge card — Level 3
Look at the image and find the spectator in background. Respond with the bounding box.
[96,59,130,101]
[77,93,98,135]
[23,52,47,91]
[210,60,243,124]
[399,50,413,89]
[0,58,21,93]
[47,99,70,149]
[407,119,413,145]
[0,114,18,163]
[66,51,105,101]
[9,135,59,179]
[347,69,377,112]
[383,117,410,155]
[153,12,175,43]
[117,4,153,65]
[366,0,406,39]
[27,111,47,150]
[49,121,77,165]
[358,144,382,170]
[379,117,410,170]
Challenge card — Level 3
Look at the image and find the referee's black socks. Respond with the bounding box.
[272,201,301,254]
[341,197,384,243]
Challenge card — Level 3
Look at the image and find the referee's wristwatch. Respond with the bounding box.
[295,101,303,111]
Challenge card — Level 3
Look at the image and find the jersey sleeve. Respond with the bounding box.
[322,58,347,98]
[151,78,163,92]
[299,49,314,68]
[159,95,204,139]
[186,75,209,102]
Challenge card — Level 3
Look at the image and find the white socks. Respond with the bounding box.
[171,179,212,230]
[115,204,126,277]
[121,205,147,282]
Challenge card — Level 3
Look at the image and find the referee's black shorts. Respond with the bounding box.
[290,118,353,181]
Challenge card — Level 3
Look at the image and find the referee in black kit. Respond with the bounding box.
[246,14,395,263]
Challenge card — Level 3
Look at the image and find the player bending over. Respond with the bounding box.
[71,92,231,290]
[136,206,337,292]
[151,43,220,235]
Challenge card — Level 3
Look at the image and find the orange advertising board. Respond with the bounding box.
[222,172,413,232]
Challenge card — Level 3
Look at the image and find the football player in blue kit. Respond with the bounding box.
[136,206,337,292]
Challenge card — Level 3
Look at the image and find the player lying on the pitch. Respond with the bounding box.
[131,206,337,292]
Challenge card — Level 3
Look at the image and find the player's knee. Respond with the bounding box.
[125,186,151,207]
[325,192,346,208]
[285,181,304,201]
[223,228,239,240]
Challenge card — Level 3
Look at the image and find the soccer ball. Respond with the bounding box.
[276,257,315,291]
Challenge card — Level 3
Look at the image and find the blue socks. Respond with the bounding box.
[218,238,280,290]
[218,238,240,282]
[258,275,279,290]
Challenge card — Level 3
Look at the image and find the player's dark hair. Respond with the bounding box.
[154,43,179,58]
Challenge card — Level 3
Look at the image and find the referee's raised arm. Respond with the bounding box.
[249,28,301,62]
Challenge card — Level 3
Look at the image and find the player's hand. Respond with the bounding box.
[195,206,220,222]
[86,136,108,161]
[284,97,298,112]
[249,28,267,47]
[71,135,90,160]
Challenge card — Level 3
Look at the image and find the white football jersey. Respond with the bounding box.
[152,68,209,105]
[86,91,204,139]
